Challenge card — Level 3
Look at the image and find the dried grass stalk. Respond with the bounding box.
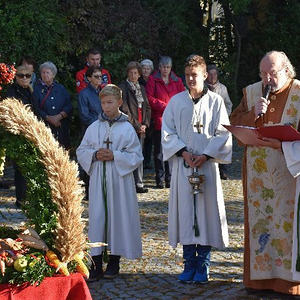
[0,98,86,263]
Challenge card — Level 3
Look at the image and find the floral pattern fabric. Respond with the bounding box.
[246,80,300,280]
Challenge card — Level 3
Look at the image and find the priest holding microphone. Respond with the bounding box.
[231,51,300,295]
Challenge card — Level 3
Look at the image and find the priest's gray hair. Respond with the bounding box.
[262,51,296,79]
[159,56,172,67]
[39,61,57,77]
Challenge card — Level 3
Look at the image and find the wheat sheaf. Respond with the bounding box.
[0,97,86,263]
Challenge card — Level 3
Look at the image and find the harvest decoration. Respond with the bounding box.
[0,63,16,91]
[0,98,90,284]
[0,62,15,176]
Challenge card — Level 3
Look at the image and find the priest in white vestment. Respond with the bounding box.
[161,55,232,283]
[77,84,143,281]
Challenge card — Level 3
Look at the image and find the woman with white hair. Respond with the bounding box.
[33,61,72,148]
[139,59,154,86]
[139,59,154,169]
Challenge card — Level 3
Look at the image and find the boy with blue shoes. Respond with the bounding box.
[162,55,232,283]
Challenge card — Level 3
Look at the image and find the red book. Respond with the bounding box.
[223,124,300,146]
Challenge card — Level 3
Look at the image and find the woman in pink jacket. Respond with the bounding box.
[146,56,185,188]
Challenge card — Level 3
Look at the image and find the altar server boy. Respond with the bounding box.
[77,84,143,281]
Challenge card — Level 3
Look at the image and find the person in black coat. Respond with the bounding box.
[7,65,35,208]
[119,61,151,193]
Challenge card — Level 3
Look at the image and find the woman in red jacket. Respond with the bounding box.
[146,56,185,188]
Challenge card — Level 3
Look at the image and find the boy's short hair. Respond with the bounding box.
[86,66,102,78]
[99,84,122,100]
[185,54,206,71]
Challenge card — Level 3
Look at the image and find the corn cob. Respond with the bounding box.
[46,250,69,276]
[74,252,89,278]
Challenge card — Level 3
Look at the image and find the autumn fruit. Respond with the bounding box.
[13,256,28,272]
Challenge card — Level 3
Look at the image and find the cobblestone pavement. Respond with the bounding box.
[1,142,300,299]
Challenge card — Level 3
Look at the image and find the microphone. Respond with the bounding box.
[258,84,271,118]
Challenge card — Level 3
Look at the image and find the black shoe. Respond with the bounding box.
[165,182,170,188]
[136,186,148,193]
[156,182,164,189]
[219,168,228,180]
[220,172,228,180]
[87,255,103,282]
[104,255,120,279]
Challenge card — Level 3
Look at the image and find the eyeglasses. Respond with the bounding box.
[259,68,285,79]
[16,73,32,79]
[92,75,102,79]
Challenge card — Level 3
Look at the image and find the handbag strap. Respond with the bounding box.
[40,85,53,108]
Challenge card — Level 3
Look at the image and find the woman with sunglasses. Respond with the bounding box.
[78,66,103,134]
[33,61,72,149]
[7,65,35,208]
[7,65,34,105]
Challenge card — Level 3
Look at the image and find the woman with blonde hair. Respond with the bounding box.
[7,65,35,207]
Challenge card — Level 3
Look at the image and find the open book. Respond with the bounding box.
[223,124,300,146]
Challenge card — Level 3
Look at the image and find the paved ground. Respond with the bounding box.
[1,141,299,299]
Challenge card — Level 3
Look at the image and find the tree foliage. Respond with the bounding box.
[1,0,300,117]
[0,1,69,71]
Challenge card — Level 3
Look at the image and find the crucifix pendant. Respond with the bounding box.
[103,137,112,149]
[194,122,203,133]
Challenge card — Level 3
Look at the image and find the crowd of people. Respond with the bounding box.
[5,48,300,296]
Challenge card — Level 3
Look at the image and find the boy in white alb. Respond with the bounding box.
[77,84,143,281]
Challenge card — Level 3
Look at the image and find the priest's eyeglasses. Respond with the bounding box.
[259,68,285,79]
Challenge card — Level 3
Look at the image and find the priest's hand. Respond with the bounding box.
[96,149,114,161]
[192,154,208,168]
[257,137,282,150]
[255,97,270,118]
